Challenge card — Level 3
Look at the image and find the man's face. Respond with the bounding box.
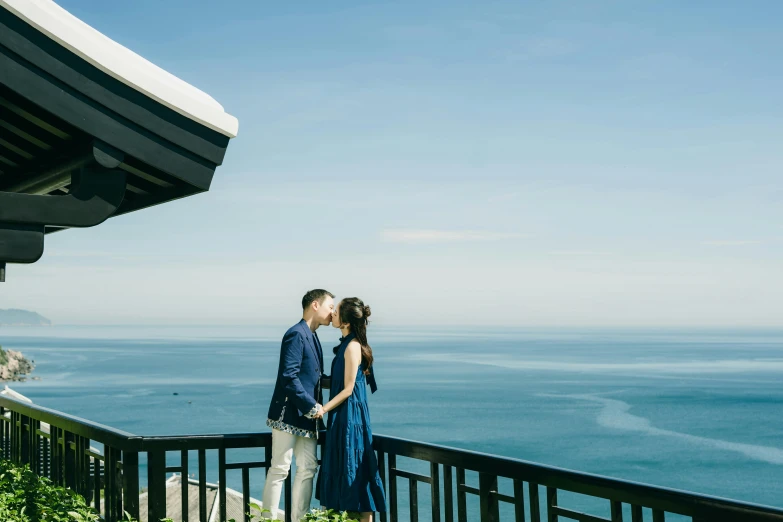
[314,296,335,326]
[331,303,342,329]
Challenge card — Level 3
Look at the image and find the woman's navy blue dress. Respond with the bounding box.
[318,333,386,512]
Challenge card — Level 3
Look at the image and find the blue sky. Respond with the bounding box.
[3,0,783,326]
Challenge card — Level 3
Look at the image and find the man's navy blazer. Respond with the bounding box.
[267,319,324,432]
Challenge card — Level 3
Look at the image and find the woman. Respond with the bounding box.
[316,297,386,522]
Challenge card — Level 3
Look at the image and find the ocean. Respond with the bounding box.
[1,325,782,520]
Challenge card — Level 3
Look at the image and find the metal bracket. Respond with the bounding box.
[0,140,127,280]
[0,225,44,265]
[0,167,127,227]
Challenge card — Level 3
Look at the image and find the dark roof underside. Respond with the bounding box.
[0,84,199,232]
[0,5,234,242]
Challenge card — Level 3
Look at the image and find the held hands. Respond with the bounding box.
[305,403,325,420]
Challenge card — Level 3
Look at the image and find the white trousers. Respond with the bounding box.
[262,428,318,521]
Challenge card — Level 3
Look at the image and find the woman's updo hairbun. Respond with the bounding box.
[334,297,375,372]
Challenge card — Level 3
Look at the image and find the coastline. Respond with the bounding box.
[0,347,36,382]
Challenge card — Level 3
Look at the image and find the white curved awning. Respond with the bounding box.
[0,0,239,138]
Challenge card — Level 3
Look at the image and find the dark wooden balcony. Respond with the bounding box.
[1,396,782,522]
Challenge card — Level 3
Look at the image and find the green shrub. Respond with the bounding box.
[1,459,355,522]
[300,508,360,522]
[0,460,99,521]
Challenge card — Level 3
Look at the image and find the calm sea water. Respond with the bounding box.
[1,325,782,520]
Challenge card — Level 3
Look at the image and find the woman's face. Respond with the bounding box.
[331,303,342,329]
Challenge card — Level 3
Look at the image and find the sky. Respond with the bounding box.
[2,0,783,327]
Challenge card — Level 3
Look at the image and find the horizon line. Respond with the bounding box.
[5,323,783,330]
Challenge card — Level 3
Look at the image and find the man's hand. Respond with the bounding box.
[305,403,322,420]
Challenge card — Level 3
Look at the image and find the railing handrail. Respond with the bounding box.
[0,396,141,451]
[138,433,270,451]
[2,395,783,521]
[373,434,783,520]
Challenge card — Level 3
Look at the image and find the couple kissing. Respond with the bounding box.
[262,289,385,522]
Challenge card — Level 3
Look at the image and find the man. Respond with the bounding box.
[262,289,335,521]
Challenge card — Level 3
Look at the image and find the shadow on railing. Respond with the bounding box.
[1,396,782,522]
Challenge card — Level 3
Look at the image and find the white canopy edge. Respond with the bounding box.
[1,0,238,138]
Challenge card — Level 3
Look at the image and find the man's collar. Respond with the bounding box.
[298,318,315,336]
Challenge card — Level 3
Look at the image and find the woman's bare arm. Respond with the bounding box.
[322,341,362,414]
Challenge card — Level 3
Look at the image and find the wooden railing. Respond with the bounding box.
[1,396,782,522]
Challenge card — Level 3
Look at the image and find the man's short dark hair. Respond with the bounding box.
[302,289,335,310]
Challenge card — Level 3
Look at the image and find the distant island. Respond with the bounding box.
[0,309,51,326]
[0,346,35,381]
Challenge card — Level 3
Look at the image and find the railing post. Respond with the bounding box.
[181,450,189,522]
[64,431,77,491]
[444,466,454,522]
[9,411,17,463]
[105,446,115,522]
[414,479,422,522]
[6,410,12,461]
[5,410,11,461]
[123,450,140,521]
[431,462,441,522]
[26,416,38,468]
[31,420,41,475]
[389,454,399,522]
[284,472,292,522]
[242,467,251,522]
[41,432,50,479]
[456,468,467,522]
[76,436,87,497]
[378,450,388,522]
[114,448,124,522]
[80,437,91,499]
[0,406,6,460]
[199,449,208,522]
[104,446,124,522]
[50,426,64,486]
[529,483,541,522]
[219,447,228,522]
[611,500,623,522]
[547,487,558,522]
[19,414,31,466]
[478,472,499,522]
[147,449,167,522]
[93,452,101,513]
[73,436,85,496]
[513,480,525,522]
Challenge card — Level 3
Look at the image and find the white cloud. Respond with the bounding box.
[382,229,528,243]
[701,240,762,247]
